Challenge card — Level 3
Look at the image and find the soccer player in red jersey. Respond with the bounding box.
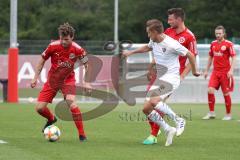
[143,8,198,145]
[31,23,91,141]
[202,25,236,120]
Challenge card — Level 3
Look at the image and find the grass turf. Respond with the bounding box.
[0,103,240,160]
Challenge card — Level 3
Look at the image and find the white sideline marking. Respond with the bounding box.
[0,140,8,144]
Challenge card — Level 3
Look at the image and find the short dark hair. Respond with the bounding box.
[215,25,226,33]
[146,19,164,33]
[58,22,75,38]
[167,8,185,21]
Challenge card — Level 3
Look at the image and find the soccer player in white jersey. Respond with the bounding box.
[122,19,200,146]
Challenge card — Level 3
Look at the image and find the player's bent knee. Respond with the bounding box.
[208,87,215,94]
[142,108,150,115]
[149,97,161,106]
[66,100,77,108]
[223,92,229,96]
[142,102,153,115]
[35,102,48,111]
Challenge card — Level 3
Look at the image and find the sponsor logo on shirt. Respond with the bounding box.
[162,48,166,52]
[213,52,223,56]
[58,60,72,68]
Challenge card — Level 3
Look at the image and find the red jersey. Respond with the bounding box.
[164,27,197,74]
[209,40,236,73]
[41,40,86,86]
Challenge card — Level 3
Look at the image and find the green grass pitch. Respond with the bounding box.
[0,103,240,160]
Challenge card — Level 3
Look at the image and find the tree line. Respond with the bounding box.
[0,0,239,42]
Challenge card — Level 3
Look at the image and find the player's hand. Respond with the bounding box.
[180,75,185,81]
[31,79,37,88]
[121,50,132,58]
[83,82,92,95]
[192,71,201,77]
[203,71,208,79]
[227,70,233,78]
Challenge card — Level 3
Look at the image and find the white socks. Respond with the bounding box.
[148,110,170,132]
[154,101,180,124]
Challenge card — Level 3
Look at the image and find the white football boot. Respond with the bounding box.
[202,112,216,120]
[165,127,176,147]
[222,114,232,121]
[176,118,186,137]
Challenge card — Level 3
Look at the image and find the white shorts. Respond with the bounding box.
[146,73,180,100]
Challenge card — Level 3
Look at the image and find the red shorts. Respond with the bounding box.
[208,72,234,93]
[38,82,76,103]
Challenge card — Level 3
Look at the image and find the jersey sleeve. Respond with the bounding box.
[77,47,88,64]
[41,44,53,60]
[148,40,154,49]
[78,47,86,57]
[228,42,236,57]
[174,40,188,56]
[187,36,197,56]
[209,43,214,57]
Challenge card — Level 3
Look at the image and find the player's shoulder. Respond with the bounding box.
[49,40,61,47]
[72,41,84,50]
[184,28,196,39]
[72,41,86,55]
[210,40,218,45]
[164,27,174,34]
[165,35,180,46]
[224,40,234,46]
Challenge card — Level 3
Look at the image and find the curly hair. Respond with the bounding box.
[58,22,75,38]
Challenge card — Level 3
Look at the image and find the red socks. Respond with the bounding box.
[149,121,160,137]
[224,95,231,114]
[148,110,164,137]
[37,106,54,122]
[208,93,231,114]
[70,106,86,137]
[208,93,215,112]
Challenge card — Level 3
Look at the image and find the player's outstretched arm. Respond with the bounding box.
[203,56,213,79]
[31,57,46,88]
[122,45,152,58]
[186,51,200,77]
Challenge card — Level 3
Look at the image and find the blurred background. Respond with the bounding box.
[0,0,240,103]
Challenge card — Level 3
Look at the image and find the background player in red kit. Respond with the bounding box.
[31,23,91,141]
[202,25,236,120]
[143,8,198,145]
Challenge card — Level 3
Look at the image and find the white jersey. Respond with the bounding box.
[148,35,188,75]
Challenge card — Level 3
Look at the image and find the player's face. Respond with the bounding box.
[60,35,73,48]
[168,14,180,28]
[146,27,158,42]
[215,29,225,41]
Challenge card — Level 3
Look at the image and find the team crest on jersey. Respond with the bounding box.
[178,37,185,44]
[69,53,76,59]
[162,48,166,52]
[221,45,226,51]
